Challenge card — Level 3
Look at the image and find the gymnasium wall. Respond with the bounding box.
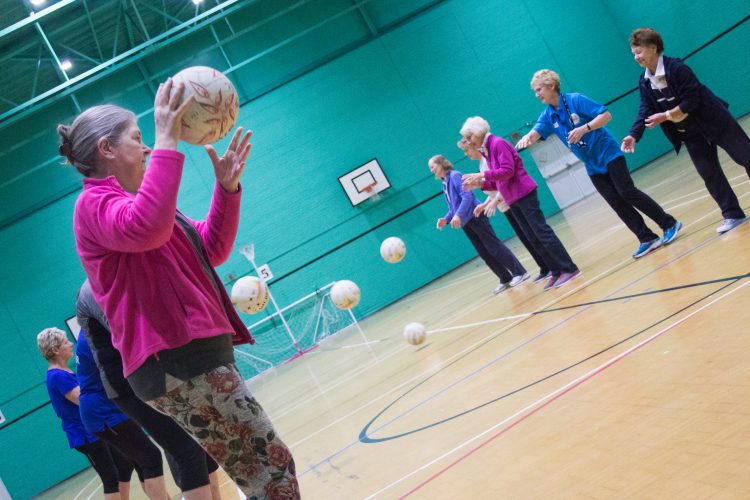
[1,0,748,497]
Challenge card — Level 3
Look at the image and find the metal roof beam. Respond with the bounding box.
[0,0,246,129]
[0,0,122,67]
[0,0,79,39]
[82,0,105,61]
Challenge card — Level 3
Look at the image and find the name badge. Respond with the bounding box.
[570,113,581,125]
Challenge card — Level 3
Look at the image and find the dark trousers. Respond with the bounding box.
[503,209,549,275]
[683,118,750,220]
[463,214,526,283]
[76,440,134,494]
[93,419,163,480]
[114,393,217,491]
[509,189,578,275]
[589,156,677,243]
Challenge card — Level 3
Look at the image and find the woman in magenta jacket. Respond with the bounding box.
[59,78,299,499]
[460,116,581,291]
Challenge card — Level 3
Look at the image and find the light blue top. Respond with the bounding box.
[533,92,622,175]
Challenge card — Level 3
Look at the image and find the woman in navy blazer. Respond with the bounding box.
[429,154,527,294]
[621,27,750,234]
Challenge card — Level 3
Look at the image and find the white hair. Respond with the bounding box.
[459,116,490,139]
[37,327,68,360]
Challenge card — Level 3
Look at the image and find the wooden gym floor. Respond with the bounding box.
[39,117,750,499]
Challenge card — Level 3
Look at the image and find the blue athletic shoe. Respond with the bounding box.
[633,238,661,259]
[662,220,683,245]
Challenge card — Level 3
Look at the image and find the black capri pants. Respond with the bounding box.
[113,393,217,491]
[93,418,163,480]
[75,440,135,494]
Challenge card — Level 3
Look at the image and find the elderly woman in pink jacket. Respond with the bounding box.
[58,79,299,499]
[460,116,581,291]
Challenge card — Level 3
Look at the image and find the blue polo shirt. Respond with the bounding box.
[46,368,98,448]
[76,331,129,433]
[533,92,622,175]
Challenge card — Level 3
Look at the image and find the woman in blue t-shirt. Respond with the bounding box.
[516,69,683,260]
[75,331,172,500]
[38,327,133,499]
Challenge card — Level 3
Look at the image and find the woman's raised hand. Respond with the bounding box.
[205,127,252,193]
[153,78,194,150]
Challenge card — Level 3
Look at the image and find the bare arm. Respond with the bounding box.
[64,386,81,405]
[515,130,541,150]
[568,110,612,144]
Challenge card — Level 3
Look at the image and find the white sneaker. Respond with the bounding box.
[716,218,746,234]
[493,283,508,294]
[509,272,531,287]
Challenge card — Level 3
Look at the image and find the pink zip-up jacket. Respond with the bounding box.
[73,149,253,377]
[479,134,537,206]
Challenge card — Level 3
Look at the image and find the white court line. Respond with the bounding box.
[71,475,99,500]
[289,311,537,450]
[284,228,638,434]
[272,341,412,420]
[295,208,730,461]
[659,173,745,206]
[663,179,750,212]
[291,247,650,449]
[428,226,623,322]
[364,279,750,499]
[405,172,750,311]
[650,172,746,207]
[282,183,743,439]
[427,313,533,334]
[687,190,750,227]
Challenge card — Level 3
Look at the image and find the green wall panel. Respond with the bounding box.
[1,1,749,496]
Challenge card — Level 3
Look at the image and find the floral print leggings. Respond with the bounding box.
[148,364,300,499]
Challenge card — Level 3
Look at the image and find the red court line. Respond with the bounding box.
[398,281,749,498]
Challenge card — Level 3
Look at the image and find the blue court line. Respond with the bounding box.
[358,277,741,443]
[299,230,732,475]
[355,234,724,441]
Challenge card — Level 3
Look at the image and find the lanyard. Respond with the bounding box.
[560,94,577,127]
[558,94,587,148]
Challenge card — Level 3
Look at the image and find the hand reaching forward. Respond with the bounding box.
[462,173,484,190]
[205,127,252,193]
[621,135,636,153]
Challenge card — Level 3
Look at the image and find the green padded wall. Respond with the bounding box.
[0,1,748,497]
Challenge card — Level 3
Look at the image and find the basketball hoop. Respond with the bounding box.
[363,181,381,202]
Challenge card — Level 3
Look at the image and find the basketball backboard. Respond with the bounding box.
[338,158,391,206]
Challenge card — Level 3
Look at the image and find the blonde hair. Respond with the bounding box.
[531,69,560,92]
[37,327,68,360]
[459,116,490,140]
[429,154,453,173]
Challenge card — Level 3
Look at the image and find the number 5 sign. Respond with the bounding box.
[257,264,273,281]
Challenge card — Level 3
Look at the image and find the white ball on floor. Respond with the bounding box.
[230,276,269,314]
[380,237,406,263]
[403,322,426,345]
[330,280,361,310]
